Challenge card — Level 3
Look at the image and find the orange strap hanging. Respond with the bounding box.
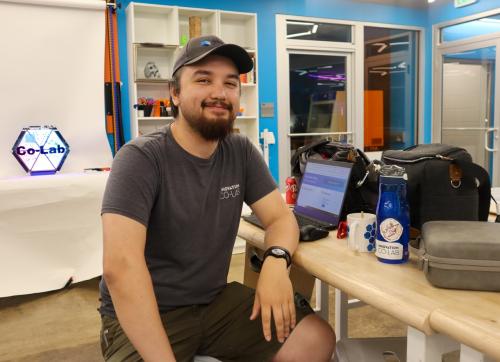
[104,3,124,153]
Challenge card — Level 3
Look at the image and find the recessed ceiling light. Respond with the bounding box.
[287,21,315,26]
[286,31,312,39]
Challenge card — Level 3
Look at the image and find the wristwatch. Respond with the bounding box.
[263,246,292,268]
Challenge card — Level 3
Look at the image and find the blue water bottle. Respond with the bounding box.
[375,165,410,264]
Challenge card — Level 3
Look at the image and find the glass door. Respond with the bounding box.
[287,51,352,157]
[437,43,499,185]
[364,28,419,152]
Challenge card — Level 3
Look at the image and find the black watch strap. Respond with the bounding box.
[263,246,292,268]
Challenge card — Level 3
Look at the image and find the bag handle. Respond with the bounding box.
[356,148,371,166]
[290,138,330,171]
[453,159,491,221]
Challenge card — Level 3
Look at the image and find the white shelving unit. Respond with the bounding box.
[126,3,259,144]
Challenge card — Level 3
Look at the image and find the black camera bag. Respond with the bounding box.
[382,144,491,230]
[291,138,379,220]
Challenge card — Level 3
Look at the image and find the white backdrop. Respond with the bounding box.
[0,172,109,297]
[0,0,112,178]
[0,0,112,296]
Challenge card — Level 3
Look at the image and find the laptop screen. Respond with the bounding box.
[294,158,353,226]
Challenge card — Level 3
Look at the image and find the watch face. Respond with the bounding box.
[271,248,286,256]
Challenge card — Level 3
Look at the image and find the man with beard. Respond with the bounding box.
[99,35,335,362]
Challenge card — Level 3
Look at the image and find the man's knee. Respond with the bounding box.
[301,314,336,351]
[274,314,336,361]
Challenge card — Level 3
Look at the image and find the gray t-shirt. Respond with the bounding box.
[99,126,276,316]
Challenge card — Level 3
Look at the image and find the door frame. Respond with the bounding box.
[433,10,500,185]
[283,48,354,175]
[276,15,358,189]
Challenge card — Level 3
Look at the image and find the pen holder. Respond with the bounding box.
[143,105,153,117]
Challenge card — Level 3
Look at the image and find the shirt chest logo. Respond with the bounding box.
[220,184,240,200]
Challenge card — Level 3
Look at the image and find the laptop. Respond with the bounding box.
[243,158,353,230]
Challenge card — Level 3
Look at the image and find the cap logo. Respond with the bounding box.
[200,40,211,46]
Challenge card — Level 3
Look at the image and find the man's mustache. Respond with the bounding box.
[201,100,233,111]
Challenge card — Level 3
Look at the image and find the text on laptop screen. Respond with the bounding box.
[294,159,352,225]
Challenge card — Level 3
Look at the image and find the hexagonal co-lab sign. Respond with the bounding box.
[12,126,70,175]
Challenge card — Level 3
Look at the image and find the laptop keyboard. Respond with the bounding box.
[294,214,328,228]
[242,212,332,230]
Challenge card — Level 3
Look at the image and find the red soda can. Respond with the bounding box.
[285,176,297,205]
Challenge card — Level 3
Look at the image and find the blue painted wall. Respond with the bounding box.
[116,0,456,181]
[112,0,500,179]
[429,0,500,25]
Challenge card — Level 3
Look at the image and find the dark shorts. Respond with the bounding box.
[100,282,314,362]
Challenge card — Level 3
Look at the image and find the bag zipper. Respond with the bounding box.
[420,253,500,273]
[435,154,453,161]
[383,154,453,164]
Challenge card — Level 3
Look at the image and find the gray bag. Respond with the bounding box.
[416,221,500,292]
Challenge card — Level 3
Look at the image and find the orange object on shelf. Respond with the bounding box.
[153,100,161,117]
[148,98,171,118]
[364,90,384,149]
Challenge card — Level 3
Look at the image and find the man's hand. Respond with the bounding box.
[248,189,299,343]
[250,257,296,343]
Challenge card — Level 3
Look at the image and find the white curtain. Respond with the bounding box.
[0,0,112,296]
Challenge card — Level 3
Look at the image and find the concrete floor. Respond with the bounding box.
[0,252,456,361]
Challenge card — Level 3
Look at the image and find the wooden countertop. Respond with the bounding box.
[238,220,500,358]
[430,302,500,358]
[238,221,437,334]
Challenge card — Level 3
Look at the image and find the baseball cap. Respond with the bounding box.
[172,35,253,76]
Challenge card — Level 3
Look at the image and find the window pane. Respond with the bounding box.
[289,53,348,155]
[364,27,419,151]
[441,14,500,43]
[286,20,352,42]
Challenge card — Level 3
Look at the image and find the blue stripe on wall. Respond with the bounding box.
[115,0,447,182]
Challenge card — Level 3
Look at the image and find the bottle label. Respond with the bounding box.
[379,218,403,242]
[376,240,403,260]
